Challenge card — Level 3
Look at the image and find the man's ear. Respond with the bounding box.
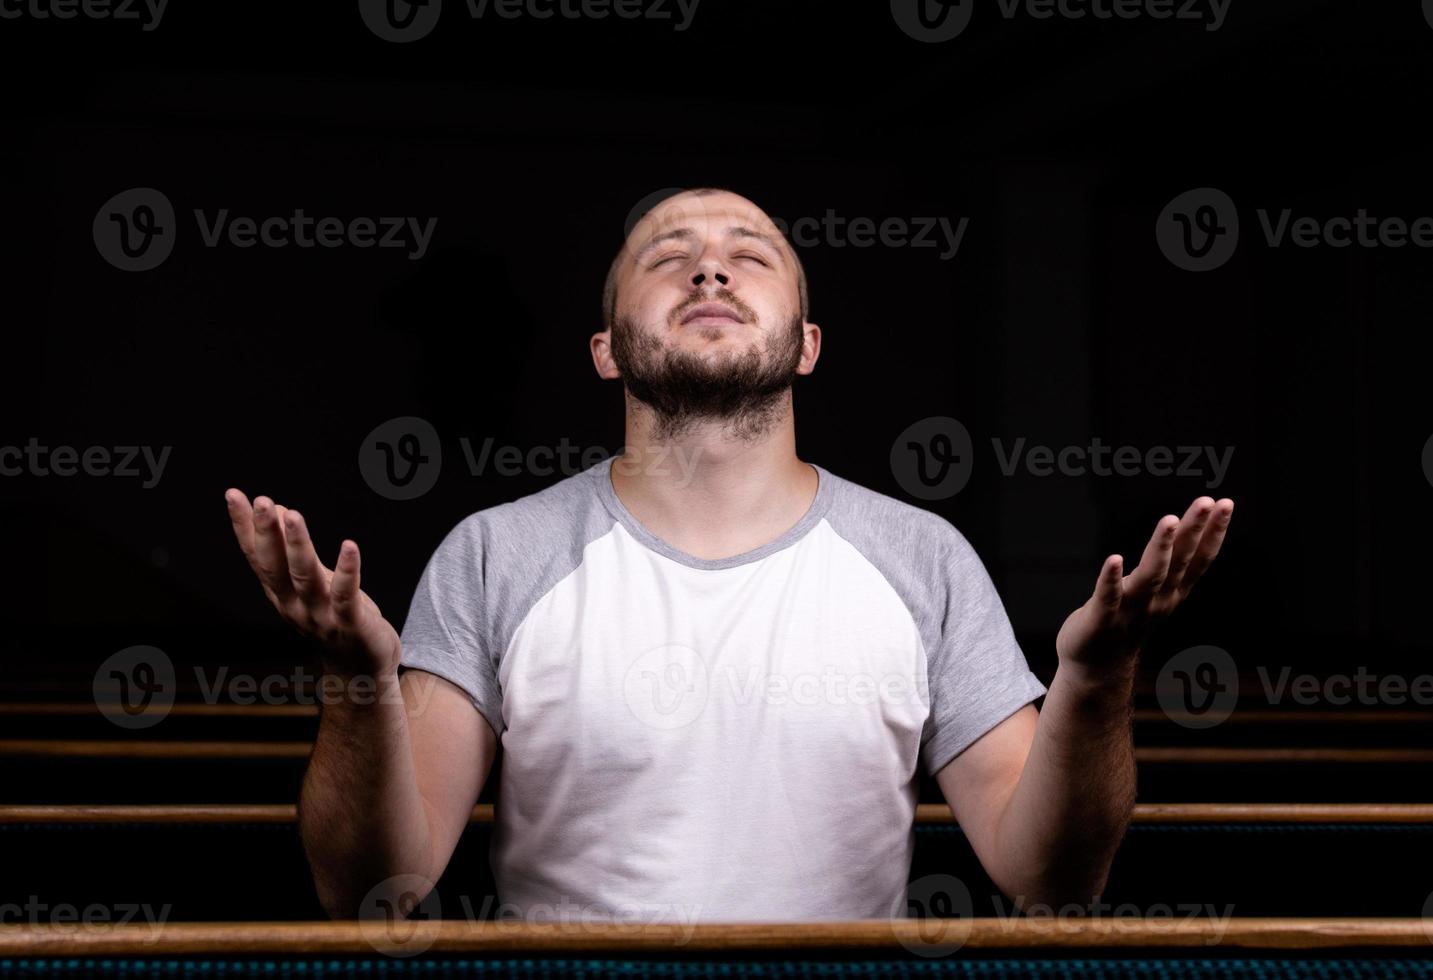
[796,322,822,376]
[590,330,621,380]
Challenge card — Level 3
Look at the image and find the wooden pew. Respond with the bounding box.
[1,919,1431,979]
[4,805,1433,920]
[7,738,1433,802]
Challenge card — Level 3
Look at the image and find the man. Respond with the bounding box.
[223,188,1234,923]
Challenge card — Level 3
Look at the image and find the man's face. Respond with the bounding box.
[606,191,812,439]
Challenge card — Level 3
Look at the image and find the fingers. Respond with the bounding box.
[1177,497,1234,591]
[224,488,257,560]
[249,496,298,603]
[1158,497,1217,595]
[1092,554,1125,612]
[226,490,291,603]
[1123,514,1179,603]
[330,539,362,626]
[282,509,333,606]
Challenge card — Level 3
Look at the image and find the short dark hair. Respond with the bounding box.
[603,187,810,331]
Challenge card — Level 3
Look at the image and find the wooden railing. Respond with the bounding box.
[6,739,1433,764]
[0,919,1430,954]
[3,802,1433,825]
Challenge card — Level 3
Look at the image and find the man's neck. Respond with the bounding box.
[610,399,819,562]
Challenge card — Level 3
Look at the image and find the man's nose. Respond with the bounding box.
[690,252,730,290]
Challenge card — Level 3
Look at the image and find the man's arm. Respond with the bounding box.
[224,489,496,917]
[299,668,496,917]
[935,495,1234,908]
[935,674,1134,908]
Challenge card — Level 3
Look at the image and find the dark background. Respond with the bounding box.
[0,0,1426,700]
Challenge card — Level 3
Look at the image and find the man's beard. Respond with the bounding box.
[611,296,805,443]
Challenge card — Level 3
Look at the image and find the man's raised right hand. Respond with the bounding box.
[224,489,401,679]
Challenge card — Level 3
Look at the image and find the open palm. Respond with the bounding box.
[1056,496,1235,670]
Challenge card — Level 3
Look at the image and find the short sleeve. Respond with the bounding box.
[399,516,506,738]
[920,528,1046,775]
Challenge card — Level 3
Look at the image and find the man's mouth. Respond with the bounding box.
[680,302,745,326]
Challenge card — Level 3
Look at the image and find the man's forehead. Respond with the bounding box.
[628,193,782,246]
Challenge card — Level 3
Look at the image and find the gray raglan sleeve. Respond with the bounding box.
[920,527,1047,775]
[398,516,506,738]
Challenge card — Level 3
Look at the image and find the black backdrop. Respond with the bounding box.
[1,0,1428,702]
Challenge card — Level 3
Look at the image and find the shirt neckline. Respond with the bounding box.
[591,454,838,571]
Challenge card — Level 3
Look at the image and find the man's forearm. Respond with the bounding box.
[989,659,1137,908]
[298,668,436,918]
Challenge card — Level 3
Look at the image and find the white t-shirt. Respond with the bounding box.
[399,455,1046,923]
